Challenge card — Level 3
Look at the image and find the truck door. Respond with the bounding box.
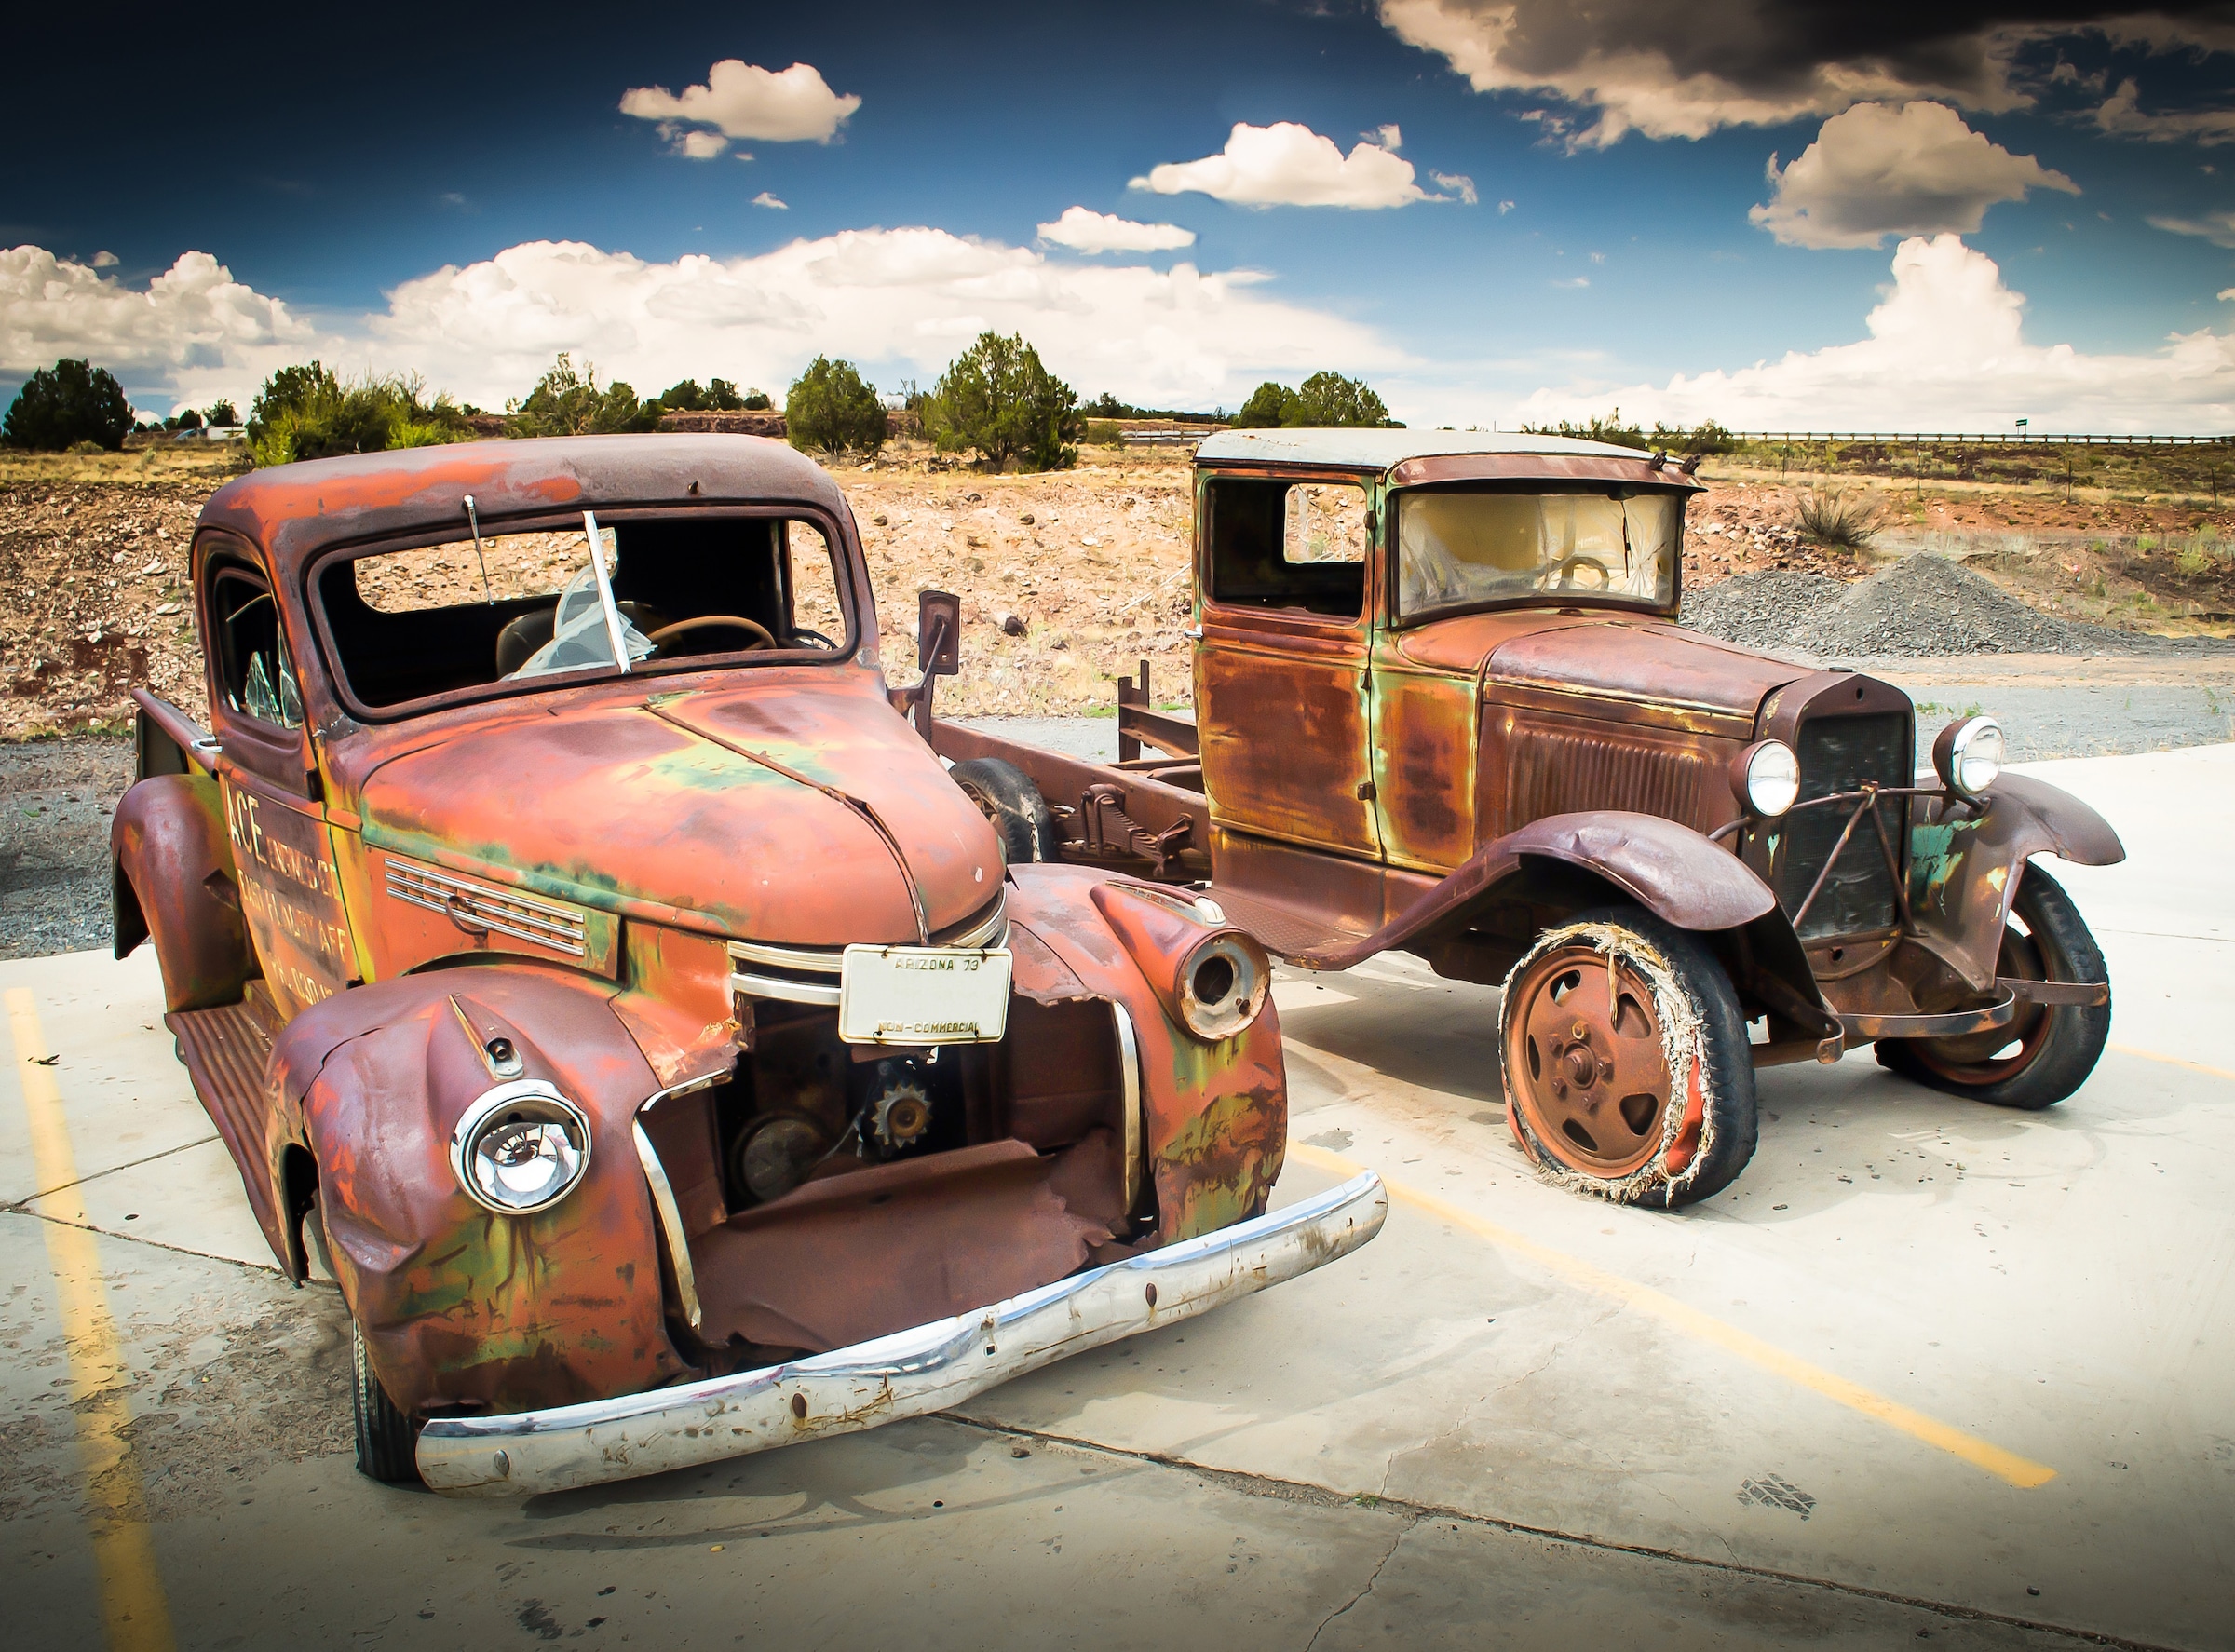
[1194,475,1380,858]
[200,539,354,1018]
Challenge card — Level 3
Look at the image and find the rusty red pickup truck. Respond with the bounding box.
[917,428,2122,1210]
[110,435,1384,1496]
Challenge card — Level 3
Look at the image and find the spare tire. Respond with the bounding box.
[947,758,1063,866]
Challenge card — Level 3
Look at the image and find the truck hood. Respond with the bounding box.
[1399,610,1808,724]
[358,678,1004,946]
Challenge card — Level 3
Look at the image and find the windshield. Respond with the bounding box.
[1395,489,1681,620]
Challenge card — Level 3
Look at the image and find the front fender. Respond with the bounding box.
[273,963,690,1416]
[1300,810,1777,973]
[1004,867,1287,1245]
[1907,774,2124,989]
[112,773,256,1011]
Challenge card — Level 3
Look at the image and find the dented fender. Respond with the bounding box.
[1907,774,2124,989]
[1004,866,1287,1245]
[112,772,258,1011]
[273,963,689,1417]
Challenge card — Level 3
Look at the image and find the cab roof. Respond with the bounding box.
[1194,427,1702,492]
[198,434,850,579]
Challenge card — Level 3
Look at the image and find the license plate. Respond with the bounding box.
[837,946,1012,1045]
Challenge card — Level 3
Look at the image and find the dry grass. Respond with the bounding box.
[1791,487,1884,549]
[0,440,250,488]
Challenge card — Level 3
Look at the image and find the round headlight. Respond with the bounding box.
[1731,740,1800,818]
[1179,933,1269,1042]
[1934,715,2004,799]
[450,1080,592,1215]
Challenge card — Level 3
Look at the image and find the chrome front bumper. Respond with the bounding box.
[417,1170,1388,1496]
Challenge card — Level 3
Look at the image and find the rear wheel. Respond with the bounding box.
[1876,864,2107,1110]
[350,1317,423,1485]
[948,758,1062,866]
[1499,906,1758,1209]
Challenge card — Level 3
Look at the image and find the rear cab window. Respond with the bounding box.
[311,509,855,714]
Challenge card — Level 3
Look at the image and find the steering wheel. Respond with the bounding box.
[644,615,778,657]
[1538,554,1611,591]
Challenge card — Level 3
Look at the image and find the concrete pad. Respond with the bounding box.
[26,1134,278,1271]
[0,946,212,1206]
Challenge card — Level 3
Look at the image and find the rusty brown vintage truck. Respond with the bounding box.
[915,428,2122,1210]
[108,435,1385,1496]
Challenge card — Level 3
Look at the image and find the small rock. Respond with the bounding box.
[965,492,982,503]
[999,613,1027,637]
[870,512,887,526]
[1019,512,1035,526]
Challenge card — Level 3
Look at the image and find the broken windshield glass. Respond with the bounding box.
[1395,490,1679,619]
[509,514,652,680]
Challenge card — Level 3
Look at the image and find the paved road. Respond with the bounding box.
[4,747,2231,1650]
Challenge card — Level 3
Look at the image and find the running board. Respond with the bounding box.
[167,982,286,1256]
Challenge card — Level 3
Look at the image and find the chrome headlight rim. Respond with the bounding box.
[1732,738,1801,819]
[449,1079,594,1217]
[1178,932,1270,1042]
[1934,714,2005,800]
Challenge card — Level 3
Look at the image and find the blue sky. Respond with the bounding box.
[7,2,2234,430]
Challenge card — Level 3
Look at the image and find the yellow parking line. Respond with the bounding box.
[1288,1142,2057,1491]
[7,989,177,1652]
[2108,1043,2235,1083]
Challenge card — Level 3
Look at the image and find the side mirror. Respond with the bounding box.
[917,589,960,676]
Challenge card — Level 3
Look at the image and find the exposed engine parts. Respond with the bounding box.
[868,1066,935,1152]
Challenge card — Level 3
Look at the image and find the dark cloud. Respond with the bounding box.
[1381,1,2235,144]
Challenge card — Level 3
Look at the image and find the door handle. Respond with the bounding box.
[1184,626,1203,641]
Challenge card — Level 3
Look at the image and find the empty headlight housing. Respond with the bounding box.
[450,1080,592,1215]
[1179,933,1269,1042]
[1729,739,1801,818]
[1933,715,2004,800]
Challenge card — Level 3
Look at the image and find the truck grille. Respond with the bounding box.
[1775,711,1910,941]
[1508,723,1708,828]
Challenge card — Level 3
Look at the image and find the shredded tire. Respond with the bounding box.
[1499,905,1759,1210]
[947,758,1062,866]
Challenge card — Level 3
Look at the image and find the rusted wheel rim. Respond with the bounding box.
[1506,944,1673,1177]
[1909,923,2053,1085]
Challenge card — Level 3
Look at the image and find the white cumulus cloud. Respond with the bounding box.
[1,246,319,415]
[1430,170,1479,204]
[1510,234,2235,433]
[620,61,860,145]
[752,192,789,210]
[1752,102,2079,250]
[1036,207,1197,253]
[1131,121,1437,209]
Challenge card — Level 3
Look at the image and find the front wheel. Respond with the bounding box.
[948,758,1062,866]
[1499,906,1758,1209]
[350,1318,423,1484]
[1876,864,2107,1110]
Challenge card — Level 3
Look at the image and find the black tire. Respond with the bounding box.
[1876,864,2108,1110]
[948,758,1061,866]
[350,1317,423,1484]
[1498,904,1759,1210]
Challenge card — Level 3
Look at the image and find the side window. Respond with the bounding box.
[210,565,303,730]
[1206,477,1369,619]
[780,521,845,648]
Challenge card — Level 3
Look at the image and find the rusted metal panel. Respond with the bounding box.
[932,720,1213,878]
[221,771,354,1017]
[1486,619,1798,734]
[1197,614,1379,855]
[1368,655,1479,873]
[112,771,258,1011]
[366,849,621,979]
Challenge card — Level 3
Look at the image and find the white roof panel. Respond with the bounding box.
[1193,427,1647,470]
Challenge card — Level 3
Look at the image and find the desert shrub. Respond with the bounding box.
[205,399,239,427]
[1792,488,1883,549]
[248,360,472,466]
[1651,417,1736,455]
[785,357,888,455]
[1522,409,1648,451]
[508,355,657,438]
[170,408,205,433]
[3,359,135,451]
[1084,418,1124,446]
[741,386,772,411]
[657,377,749,413]
[1288,372,1393,427]
[922,332,1078,472]
[1234,382,1294,428]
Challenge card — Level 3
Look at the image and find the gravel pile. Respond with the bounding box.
[1,736,131,958]
[1683,554,2228,658]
